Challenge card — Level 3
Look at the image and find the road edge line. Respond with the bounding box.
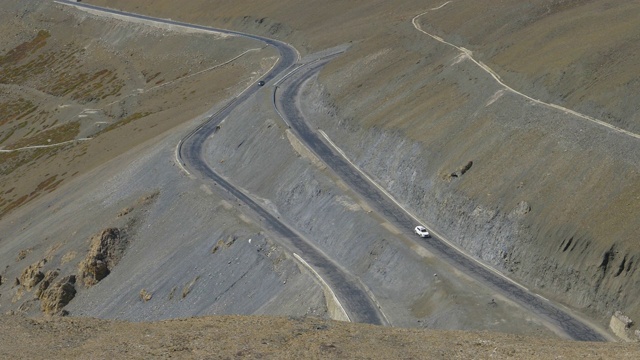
[293,253,351,322]
[318,130,529,293]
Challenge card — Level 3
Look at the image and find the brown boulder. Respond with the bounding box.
[19,260,47,290]
[40,275,76,315]
[35,270,59,299]
[78,228,127,287]
[139,288,152,302]
[18,299,38,313]
[79,258,109,287]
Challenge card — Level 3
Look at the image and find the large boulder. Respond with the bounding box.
[78,228,127,287]
[19,259,46,290]
[35,270,60,299]
[40,275,76,315]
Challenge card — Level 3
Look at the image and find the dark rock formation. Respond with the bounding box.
[450,161,473,178]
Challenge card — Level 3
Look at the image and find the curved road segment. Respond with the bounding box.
[274,55,607,342]
[58,0,605,341]
[56,0,384,326]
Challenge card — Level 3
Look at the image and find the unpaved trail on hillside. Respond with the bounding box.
[413,1,640,141]
[0,138,91,152]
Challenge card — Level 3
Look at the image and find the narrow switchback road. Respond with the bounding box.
[59,0,607,341]
[274,56,608,342]
[57,0,386,326]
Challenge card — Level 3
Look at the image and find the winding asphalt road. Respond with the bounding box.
[274,54,607,342]
[56,0,385,326]
[59,0,606,341]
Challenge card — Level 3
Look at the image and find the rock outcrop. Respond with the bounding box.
[19,260,46,290]
[78,228,127,287]
[40,275,76,315]
[450,161,473,179]
[35,270,60,299]
[610,311,637,342]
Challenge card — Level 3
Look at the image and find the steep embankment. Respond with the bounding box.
[307,1,640,333]
[87,0,640,335]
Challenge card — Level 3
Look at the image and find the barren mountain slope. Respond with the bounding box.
[0,0,276,219]
[315,1,640,332]
[85,0,640,335]
[1,0,639,353]
[91,0,640,134]
[0,0,330,323]
[421,0,640,132]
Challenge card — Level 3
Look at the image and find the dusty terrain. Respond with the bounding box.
[103,0,640,333]
[1,0,640,356]
[119,0,640,331]
[1,314,639,359]
[0,0,558,337]
[0,0,276,217]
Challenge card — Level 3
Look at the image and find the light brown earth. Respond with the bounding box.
[1,314,639,359]
[1,0,640,356]
[0,0,276,219]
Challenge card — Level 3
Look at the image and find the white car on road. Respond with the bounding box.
[414,225,430,238]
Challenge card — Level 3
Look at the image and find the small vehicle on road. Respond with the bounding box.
[414,225,430,238]
[257,80,266,86]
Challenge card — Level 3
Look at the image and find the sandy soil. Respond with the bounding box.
[1,314,638,359]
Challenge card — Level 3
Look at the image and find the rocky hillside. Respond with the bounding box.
[0,0,320,323]
[1,0,639,353]
[312,0,640,333]
[89,0,640,330]
[87,0,640,336]
[0,0,274,219]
